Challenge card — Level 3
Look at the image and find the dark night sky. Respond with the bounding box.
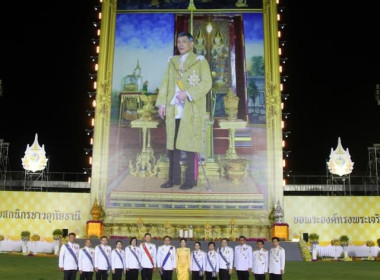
[0,1,380,175]
[283,0,380,174]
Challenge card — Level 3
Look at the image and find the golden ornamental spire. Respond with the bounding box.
[90,199,101,221]
[187,0,196,11]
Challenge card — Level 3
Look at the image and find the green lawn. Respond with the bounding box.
[0,254,380,280]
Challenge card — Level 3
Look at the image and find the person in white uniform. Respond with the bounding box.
[125,237,141,280]
[139,233,156,280]
[190,242,206,280]
[112,240,125,280]
[252,240,268,280]
[205,242,219,280]
[218,238,233,280]
[268,237,285,280]
[234,236,252,280]
[95,236,112,280]
[79,239,95,280]
[157,236,176,280]
[59,232,80,280]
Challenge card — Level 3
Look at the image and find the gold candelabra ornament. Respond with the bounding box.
[223,88,239,120]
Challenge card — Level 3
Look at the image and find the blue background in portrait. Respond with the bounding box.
[243,13,265,125]
[115,14,175,49]
[111,13,175,122]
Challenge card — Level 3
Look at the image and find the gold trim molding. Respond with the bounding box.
[91,0,283,229]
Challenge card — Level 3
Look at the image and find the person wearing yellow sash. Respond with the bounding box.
[156,31,212,190]
[176,238,191,280]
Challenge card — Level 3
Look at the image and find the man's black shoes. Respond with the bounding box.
[160,180,181,189]
[161,180,196,189]
[179,180,197,190]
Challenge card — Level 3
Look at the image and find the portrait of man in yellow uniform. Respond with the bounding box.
[156,32,212,190]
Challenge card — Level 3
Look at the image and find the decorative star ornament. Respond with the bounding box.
[187,70,200,86]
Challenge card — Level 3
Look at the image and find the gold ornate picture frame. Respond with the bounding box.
[90,0,283,237]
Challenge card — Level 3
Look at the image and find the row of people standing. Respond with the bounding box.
[58,233,285,280]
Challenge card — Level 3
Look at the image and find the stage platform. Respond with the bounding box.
[108,175,265,210]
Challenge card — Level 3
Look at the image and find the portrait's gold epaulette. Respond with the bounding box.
[262,248,267,252]
[278,246,283,250]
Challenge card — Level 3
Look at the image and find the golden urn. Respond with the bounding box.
[223,88,239,120]
[138,94,158,121]
[225,159,247,184]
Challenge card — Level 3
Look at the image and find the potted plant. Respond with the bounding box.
[340,235,350,260]
[21,230,30,241]
[53,229,63,255]
[53,229,63,240]
[0,234,4,253]
[309,233,319,243]
[331,239,341,260]
[376,238,380,261]
[308,233,319,261]
[30,234,40,255]
[366,240,375,260]
[21,231,30,255]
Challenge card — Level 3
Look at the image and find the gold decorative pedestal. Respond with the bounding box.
[271,223,289,240]
[218,119,247,159]
[86,220,103,238]
[129,119,159,177]
[102,219,271,241]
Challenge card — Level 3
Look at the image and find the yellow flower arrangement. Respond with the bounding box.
[299,240,312,262]
[331,239,341,246]
[366,240,375,247]
[0,235,4,241]
[31,234,40,241]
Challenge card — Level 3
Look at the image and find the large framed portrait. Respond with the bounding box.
[91,0,283,238]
